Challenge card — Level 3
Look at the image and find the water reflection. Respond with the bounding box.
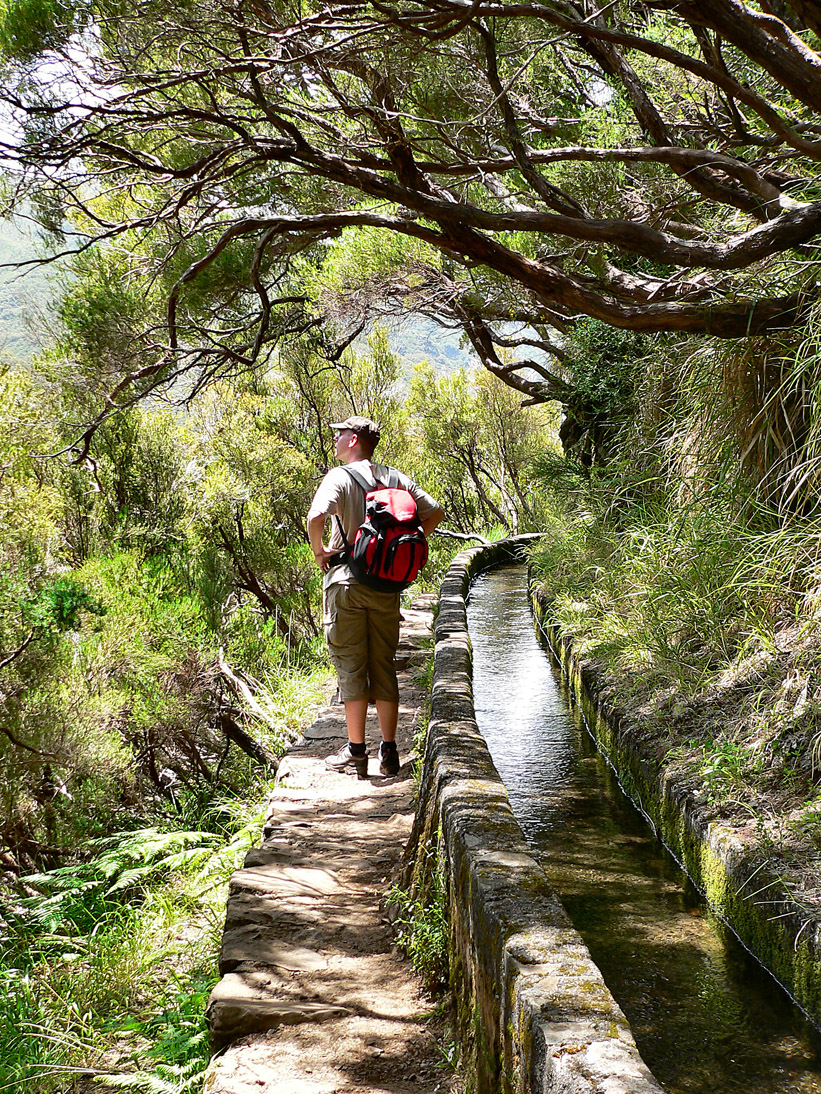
[467,563,821,1094]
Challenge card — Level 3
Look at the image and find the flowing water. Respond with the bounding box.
[466,563,821,1094]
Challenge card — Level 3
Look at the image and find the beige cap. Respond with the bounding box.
[329,416,381,445]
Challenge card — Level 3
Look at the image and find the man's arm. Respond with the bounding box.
[402,474,445,538]
[421,506,446,538]
[307,510,336,573]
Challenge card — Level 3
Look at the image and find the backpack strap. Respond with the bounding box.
[342,464,402,492]
[330,466,376,560]
[342,465,375,493]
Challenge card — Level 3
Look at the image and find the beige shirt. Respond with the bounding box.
[307,460,440,588]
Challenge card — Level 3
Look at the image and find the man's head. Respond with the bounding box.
[330,416,381,460]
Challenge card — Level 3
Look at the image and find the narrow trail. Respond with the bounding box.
[205,594,454,1094]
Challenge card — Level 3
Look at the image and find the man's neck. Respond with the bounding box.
[340,450,369,466]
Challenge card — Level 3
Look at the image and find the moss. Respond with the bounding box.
[534,595,821,1025]
[422,541,664,1094]
[472,1000,500,1094]
[517,1015,533,1084]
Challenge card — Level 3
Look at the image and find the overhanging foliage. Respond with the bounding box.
[3,0,821,439]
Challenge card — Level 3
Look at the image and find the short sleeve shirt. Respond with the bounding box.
[307,460,441,588]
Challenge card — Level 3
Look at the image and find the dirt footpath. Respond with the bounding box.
[205,595,456,1094]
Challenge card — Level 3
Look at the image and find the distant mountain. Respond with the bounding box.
[381,315,475,375]
[357,314,477,381]
[0,217,59,363]
[0,216,477,376]
[372,315,553,383]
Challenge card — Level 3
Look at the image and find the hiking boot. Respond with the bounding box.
[325,742,368,779]
[379,742,400,777]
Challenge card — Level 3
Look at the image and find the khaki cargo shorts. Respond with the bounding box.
[323,582,401,703]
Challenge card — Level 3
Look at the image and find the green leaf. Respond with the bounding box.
[0,0,78,60]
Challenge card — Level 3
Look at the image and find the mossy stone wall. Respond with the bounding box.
[534,594,821,1025]
[409,541,663,1094]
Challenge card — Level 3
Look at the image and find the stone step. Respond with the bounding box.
[204,598,438,1093]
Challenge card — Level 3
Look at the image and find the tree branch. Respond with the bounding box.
[0,630,37,673]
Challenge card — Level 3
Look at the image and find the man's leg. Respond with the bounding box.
[326,695,369,777]
[344,697,369,744]
[365,590,402,724]
[374,699,398,743]
[366,590,402,775]
[324,585,369,777]
[375,700,400,775]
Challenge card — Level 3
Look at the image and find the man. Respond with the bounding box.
[307,416,445,778]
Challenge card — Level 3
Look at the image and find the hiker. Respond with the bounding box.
[306,416,445,778]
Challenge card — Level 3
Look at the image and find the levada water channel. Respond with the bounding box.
[466,562,821,1094]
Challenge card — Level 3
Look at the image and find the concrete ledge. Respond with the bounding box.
[411,541,663,1094]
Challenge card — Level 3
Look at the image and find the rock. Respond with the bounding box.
[229,864,343,899]
[207,971,351,1042]
[301,710,346,741]
[220,930,327,974]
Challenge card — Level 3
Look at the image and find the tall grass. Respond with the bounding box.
[532,488,821,691]
[531,329,821,699]
[529,323,821,846]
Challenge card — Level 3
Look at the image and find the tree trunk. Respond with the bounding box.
[217,707,279,768]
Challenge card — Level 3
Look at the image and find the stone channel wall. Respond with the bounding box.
[533,596,821,1027]
[407,539,664,1094]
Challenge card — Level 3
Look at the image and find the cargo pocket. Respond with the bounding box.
[323,585,339,639]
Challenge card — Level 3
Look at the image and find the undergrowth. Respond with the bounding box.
[0,801,263,1093]
[386,839,448,993]
[0,663,330,1094]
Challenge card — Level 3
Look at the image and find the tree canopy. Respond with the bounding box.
[3,0,821,437]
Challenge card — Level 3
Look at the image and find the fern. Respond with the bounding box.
[96,1066,203,1093]
[15,828,221,933]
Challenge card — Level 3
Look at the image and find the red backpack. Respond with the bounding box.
[335,466,429,592]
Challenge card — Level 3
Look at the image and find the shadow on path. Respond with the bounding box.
[205,596,452,1094]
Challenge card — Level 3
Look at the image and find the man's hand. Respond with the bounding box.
[312,546,336,573]
[307,511,336,572]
